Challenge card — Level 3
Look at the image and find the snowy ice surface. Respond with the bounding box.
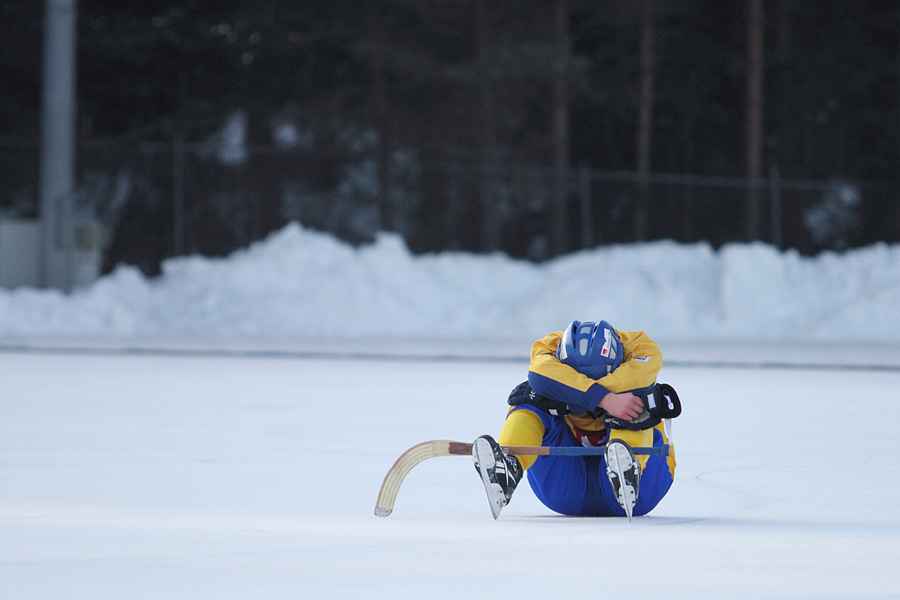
[1,224,900,598]
[1,351,899,599]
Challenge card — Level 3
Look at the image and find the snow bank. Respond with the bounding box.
[1,222,899,343]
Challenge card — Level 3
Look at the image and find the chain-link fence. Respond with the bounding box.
[2,141,899,279]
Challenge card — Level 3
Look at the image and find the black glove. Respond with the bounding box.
[507,381,572,417]
[605,383,683,431]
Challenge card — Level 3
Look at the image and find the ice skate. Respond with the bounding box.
[473,435,522,519]
[605,439,641,521]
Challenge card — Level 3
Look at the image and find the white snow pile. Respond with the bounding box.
[1,221,899,343]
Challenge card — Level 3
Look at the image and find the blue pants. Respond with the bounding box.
[511,406,674,517]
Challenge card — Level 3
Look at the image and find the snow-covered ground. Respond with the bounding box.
[2,224,900,598]
[2,222,900,349]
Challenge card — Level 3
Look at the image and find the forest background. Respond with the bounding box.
[1,0,898,276]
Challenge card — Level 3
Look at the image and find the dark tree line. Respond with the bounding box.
[1,0,899,275]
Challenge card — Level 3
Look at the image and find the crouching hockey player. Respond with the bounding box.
[473,320,680,520]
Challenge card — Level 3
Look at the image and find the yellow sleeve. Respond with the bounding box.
[601,329,663,392]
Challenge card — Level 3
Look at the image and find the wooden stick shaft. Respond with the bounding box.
[446,442,669,456]
[505,444,669,456]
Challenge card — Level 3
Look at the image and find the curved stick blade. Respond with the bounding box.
[374,440,471,516]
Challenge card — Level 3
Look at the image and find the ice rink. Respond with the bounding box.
[2,343,900,599]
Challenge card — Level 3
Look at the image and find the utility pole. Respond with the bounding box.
[39,0,78,289]
[744,0,765,241]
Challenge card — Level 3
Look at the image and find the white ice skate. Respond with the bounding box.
[605,439,641,521]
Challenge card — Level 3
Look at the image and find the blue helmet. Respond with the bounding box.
[556,320,623,379]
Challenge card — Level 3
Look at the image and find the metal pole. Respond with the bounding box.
[39,0,77,289]
[769,165,782,249]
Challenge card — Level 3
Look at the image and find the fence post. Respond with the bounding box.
[578,164,593,248]
[173,136,186,256]
[769,165,782,249]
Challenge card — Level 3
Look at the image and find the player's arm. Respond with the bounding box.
[597,329,662,391]
[526,332,611,412]
[526,329,662,415]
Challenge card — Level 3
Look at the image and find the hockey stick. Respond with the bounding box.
[374,439,670,517]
